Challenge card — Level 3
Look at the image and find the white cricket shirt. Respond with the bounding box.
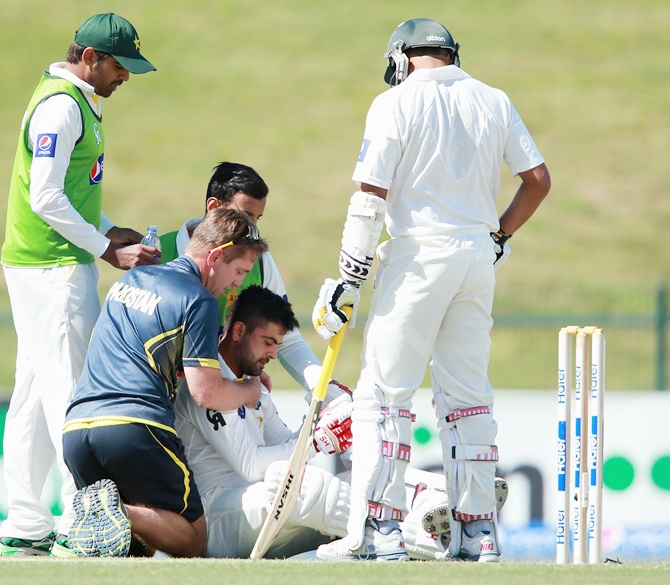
[353,65,544,237]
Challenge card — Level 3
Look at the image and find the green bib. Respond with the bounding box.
[1,74,104,267]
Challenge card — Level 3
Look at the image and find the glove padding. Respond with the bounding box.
[490,230,512,271]
[304,379,352,406]
[494,242,511,271]
[325,379,352,404]
[312,393,354,455]
[263,460,292,509]
[312,277,360,340]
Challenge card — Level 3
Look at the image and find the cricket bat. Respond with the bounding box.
[250,306,352,559]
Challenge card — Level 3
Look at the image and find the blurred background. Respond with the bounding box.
[0,0,668,561]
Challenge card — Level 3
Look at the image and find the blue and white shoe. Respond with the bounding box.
[68,479,131,557]
[316,519,409,562]
[457,519,500,562]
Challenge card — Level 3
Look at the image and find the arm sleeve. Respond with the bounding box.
[261,397,300,446]
[189,391,297,483]
[261,252,323,392]
[181,297,221,368]
[28,94,110,257]
[277,329,322,393]
[352,92,402,189]
[260,252,288,298]
[503,100,545,176]
[98,212,114,235]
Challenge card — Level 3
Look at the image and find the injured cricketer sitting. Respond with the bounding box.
[174,286,510,559]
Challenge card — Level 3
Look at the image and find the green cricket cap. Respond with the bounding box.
[74,13,156,74]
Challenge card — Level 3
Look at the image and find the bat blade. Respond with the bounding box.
[250,307,351,559]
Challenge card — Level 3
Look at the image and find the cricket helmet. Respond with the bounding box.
[383,18,460,86]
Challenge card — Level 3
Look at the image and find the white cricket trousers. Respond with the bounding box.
[201,479,332,558]
[1,263,100,539]
[347,232,499,540]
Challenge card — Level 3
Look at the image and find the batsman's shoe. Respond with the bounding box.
[421,477,509,548]
[49,534,78,558]
[69,479,131,557]
[456,519,500,562]
[316,519,409,562]
[0,532,56,556]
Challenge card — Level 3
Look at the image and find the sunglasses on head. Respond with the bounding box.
[209,224,260,253]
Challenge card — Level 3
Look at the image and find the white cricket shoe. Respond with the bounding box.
[457,519,500,562]
[316,519,409,562]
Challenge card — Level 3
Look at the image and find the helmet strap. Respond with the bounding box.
[385,40,409,86]
[453,43,461,67]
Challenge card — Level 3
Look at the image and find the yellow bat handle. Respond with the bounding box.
[312,305,352,401]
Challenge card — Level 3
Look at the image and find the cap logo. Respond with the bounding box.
[426,35,446,42]
[133,36,141,51]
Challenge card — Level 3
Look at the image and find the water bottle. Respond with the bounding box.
[141,224,161,258]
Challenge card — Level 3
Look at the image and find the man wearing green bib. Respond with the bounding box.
[160,162,352,405]
[0,13,158,556]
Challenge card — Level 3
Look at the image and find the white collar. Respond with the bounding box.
[176,218,203,256]
[48,62,101,113]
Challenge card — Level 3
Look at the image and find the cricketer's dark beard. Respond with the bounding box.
[234,338,266,377]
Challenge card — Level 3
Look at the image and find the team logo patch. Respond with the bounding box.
[357,139,370,163]
[89,153,104,184]
[206,409,226,431]
[35,134,57,158]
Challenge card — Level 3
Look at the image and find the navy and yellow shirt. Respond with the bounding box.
[65,256,220,432]
[160,228,263,326]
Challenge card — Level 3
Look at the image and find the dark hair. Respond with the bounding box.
[226,285,299,336]
[405,46,455,60]
[206,162,269,205]
[66,43,112,65]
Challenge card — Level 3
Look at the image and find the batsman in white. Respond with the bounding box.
[312,18,551,562]
[174,285,504,559]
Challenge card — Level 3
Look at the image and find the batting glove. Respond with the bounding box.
[312,277,360,340]
[313,394,353,455]
[325,379,352,404]
[490,230,512,269]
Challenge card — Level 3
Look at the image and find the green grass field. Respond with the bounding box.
[1,559,669,585]
[1,0,669,392]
